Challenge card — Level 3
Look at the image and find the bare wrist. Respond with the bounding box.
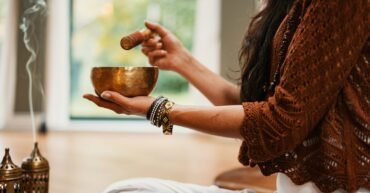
[176,52,200,78]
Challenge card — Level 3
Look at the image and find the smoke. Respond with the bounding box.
[19,0,47,143]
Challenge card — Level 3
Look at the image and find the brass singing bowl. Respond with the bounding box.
[91,67,158,97]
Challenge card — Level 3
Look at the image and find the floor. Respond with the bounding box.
[0,131,276,193]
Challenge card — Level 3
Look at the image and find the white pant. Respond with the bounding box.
[104,177,370,193]
[277,173,370,193]
[103,178,256,193]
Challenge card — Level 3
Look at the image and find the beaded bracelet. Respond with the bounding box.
[146,96,164,120]
[155,102,166,127]
[161,101,175,135]
[147,96,175,135]
[149,97,167,126]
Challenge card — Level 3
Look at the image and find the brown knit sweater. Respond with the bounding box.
[238,0,369,192]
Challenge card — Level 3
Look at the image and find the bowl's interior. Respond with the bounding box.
[91,67,158,97]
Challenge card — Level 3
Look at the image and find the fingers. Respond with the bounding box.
[142,37,162,47]
[145,21,168,38]
[142,41,167,65]
[83,94,126,114]
[141,37,163,56]
[141,43,163,56]
[148,50,167,58]
[142,42,163,50]
[100,91,129,107]
[147,50,167,66]
[151,57,167,68]
[84,93,155,117]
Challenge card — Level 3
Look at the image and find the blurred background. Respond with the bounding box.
[0,0,277,193]
[0,0,258,128]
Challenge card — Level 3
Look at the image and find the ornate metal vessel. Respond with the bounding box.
[0,148,23,193]
[21,143,49,193]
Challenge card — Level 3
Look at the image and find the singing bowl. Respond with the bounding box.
[91,67,158,97]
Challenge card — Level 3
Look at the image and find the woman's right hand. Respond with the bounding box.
[141,21,195,74]
[142,22,241,106]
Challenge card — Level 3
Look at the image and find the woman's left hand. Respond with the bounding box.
[83,91,155,117]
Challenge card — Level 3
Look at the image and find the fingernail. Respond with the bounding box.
[144,20,156,25]
[101,92,111,99]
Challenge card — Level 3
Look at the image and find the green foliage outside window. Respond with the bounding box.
[70,0,196,118]
[0,0,7,64]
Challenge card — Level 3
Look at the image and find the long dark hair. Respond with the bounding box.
[240,0,296,102]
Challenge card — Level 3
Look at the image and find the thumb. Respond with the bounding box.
[101,91,129,107]
[145,21,168,38]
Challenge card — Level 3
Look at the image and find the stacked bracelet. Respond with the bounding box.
[146,96,164,120]
[161,101,175,135]
[146,96,175,135]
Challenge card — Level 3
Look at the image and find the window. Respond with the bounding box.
[0,0,6,56]
[70,0,197,119]
[0,0,12,129]
[46,0,220,131]
[0,0,6,128]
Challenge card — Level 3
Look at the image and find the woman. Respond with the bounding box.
[84,0,369,192]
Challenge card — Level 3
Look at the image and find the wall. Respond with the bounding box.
[220,0,257,84]
[14,0,47,113]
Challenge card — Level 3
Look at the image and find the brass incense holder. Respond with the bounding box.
[21,142,49,193]
[0,143,49,193]
[91,67,158,97]
[0,148,23,193]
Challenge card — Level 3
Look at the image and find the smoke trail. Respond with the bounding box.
[19,0,47,144]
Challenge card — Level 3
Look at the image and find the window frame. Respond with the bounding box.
[45,0,221,131]
[0,0,18,130]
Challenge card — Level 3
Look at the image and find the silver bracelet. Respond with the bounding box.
[150,97,166,125]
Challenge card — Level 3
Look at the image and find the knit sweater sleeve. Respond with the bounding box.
[240,0,368,162]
